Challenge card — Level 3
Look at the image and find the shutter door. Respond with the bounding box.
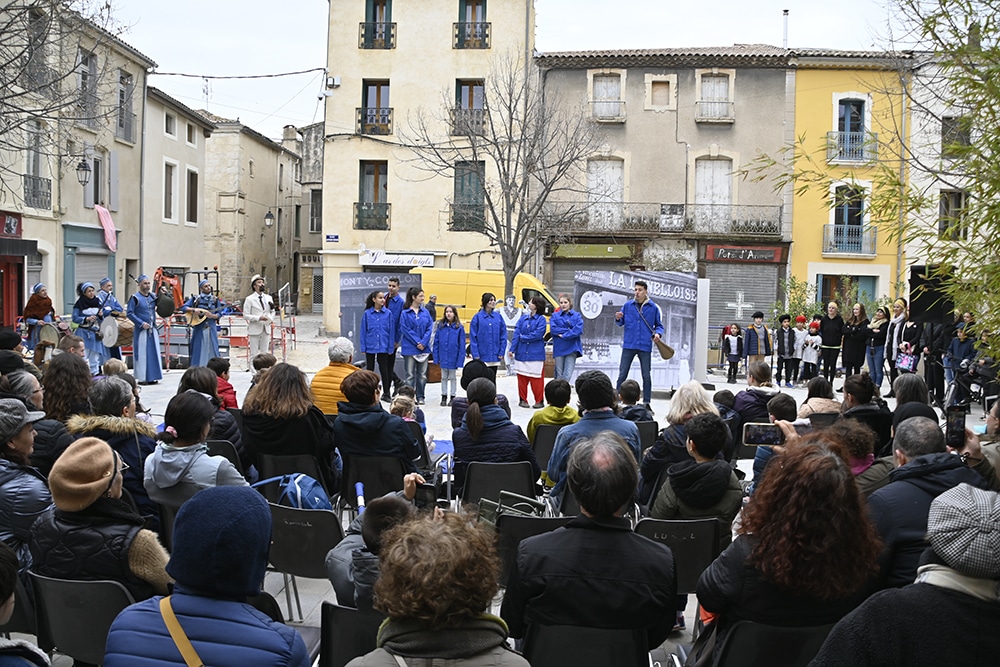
[705,262,780,331]
[75,253,110,292]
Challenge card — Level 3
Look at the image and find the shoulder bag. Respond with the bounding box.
[159,596,205,667]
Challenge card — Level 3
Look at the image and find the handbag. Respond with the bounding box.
[896,351,918,373]
[160,596,205,667]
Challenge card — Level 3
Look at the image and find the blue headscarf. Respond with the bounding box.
[137,274,149,283]
[199,279,211,290]
[31,283,45,294]
[99,277,112,287]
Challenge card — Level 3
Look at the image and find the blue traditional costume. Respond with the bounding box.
[126,275,162,384]
[97,277,125,361]
[71,282,103,374]
[180,280,221,367]
[23,283,56,351]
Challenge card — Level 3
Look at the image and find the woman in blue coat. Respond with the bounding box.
[399,288,434,405]
[469,292,506,383]
[360,290,394,400]
[550,294,583,381]
[71,282,103,375]
[508,296,549,408]
[432,305,466,406]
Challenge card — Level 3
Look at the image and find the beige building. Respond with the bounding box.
[321,0,535,334]
[297,121,326,314]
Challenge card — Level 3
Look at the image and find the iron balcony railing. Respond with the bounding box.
[550,202,782,236]
[823,224,877,256]
[589,100,626,122]
[356,107,393,135]
[116,111,135,142]
[450,108,486,135]
[695,100,735,122]
[449,203,486,232]
[23,174,51,210]
[358,22,396,49]
[19,58,56,94]
[354,202,390,230]
[453,22,490,49]
[827,131,878,162]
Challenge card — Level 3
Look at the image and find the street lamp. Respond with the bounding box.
[75,158,91,187]
[264,210,275,227]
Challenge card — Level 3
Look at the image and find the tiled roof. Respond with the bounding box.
[536,44,789,68]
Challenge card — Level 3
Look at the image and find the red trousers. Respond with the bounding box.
[518,374,544,403]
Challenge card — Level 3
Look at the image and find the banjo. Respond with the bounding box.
[185,309,213,326]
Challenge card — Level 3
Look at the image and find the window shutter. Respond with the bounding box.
[83,142,95,209]
[108,150,120,212]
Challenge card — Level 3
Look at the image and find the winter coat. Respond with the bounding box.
[616,299,663,352]
[311,362,360,415]
[639,423,731,504]
[526,405,579,444]
[797,396,842,419]
[549,308,584,359]
[867,452,987,587]
[732,386,779,429]
[0,637,48,666]
[325,513,377,611]
[618,404,654,424]
[209,407,251,474]
[0,458,51,571]
[451,395,511,429]
[742,324,771,357]
[104,586,310,667]
[432,321,466,370]
[469,310,506,363]
[242,407,341,490]
[650,459,742,550]
[841,318,870,366]
[217,377,238,410]
[399,307,434,357]
[508,313,547,362]
[775,326,797,358]
[143,443,249,510]
[452,404,540,492]
[548,412,641,500]
[842,402,893,455]
[28,418,74,477]
[854,456,893,497]
[946,336,976,373]
[333,402,418,473]
[820,314,844,348]
[791,328,808,359]
[360,307,394,355]
[801,332,822,365]
[723,335,742,363]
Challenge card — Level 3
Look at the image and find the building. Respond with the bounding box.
[297,121,326,314]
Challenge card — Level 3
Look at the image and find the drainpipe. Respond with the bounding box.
[895,71,908,297]
[139,73,148,273]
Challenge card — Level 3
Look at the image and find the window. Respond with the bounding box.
[164,113,176,137]
[163,162,177,221]
[77,50,97,126]
[941,116,971,159]
[819,275,877,307]
[696,73,733,121]
[279,163,285,191]
[23,11,52,90]
[591,73,624,121]
[360,0,395,49]
[587,158,625,230]
[23,119,50,209]
[455,0,489,48]
[25,120,42,178]
[186,123,197,146]
[309,189,323,232]
[116,71,134,141]
[294,204,301,239]
[359,80,392,134]
[939,189,968,240]
[92,155,103,206]
[644,74,677,112]
[693,157,733,230]
[452,161,485,231]
[452,79,484,134]
[828,185,868,253]
[357,161,389,229]
[186,169,199,223]
[828,98,875,161]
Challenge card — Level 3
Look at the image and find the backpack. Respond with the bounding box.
[252,473,333,510]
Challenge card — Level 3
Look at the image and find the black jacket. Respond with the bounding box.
[28,418,74,477]
[243,406,342,489]
[775,326,796,358]
[841,318,870,365]
[867,319,888,348]
[843,402,893,455]
[820,314,844,348]
[209,408,250,473]
[451,404,539,493]
[333,402,418,474]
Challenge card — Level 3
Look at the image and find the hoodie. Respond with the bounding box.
[333,402,418,473]
[142,443,248,510]
[651,459,742,549]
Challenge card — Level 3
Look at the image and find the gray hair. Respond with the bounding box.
[2,371,37,402]
[566,431,638,517]
[327,337,354,363]
[893,373,929,406]
[88,376,134,417]
[894,416,946,458]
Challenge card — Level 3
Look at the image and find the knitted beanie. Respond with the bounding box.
[927,483,1000,578]
[0,331,22,350]
[48,437,116,512]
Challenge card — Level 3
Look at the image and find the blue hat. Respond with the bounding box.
[99,277,112,287]
[31,283,45,294]
[199,279,211,289]
[80,282,94,293]
[137,274,149,283]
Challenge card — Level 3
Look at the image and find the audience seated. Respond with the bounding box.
[395,386,426,432]
[823,418,893,496]
[732,361,779,430]
[749,393,798,491]
[450,360,511,429]
[712,389,741,453]
[617,379,653,423]
[526,379,579,442]
[841,374,893,454]
[796,376,841,418]
[0,542,48,665]
[207,357,238,410]
[176,366,254,480]
[0,398,50,574]
[891,372,930,410]
[0,370,73,477]
[41,352,92,424]
[250,352,277,389]
[104,486,309,666]
[333,370,418,473]
[311,337,358,416]
[501,432,676,648]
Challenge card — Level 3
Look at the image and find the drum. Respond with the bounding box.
[38,322,60,346]
[100,316,134,348]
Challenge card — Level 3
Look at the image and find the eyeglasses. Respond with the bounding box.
[118,459,129,473]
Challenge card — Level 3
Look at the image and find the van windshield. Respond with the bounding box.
[522,289,554,315]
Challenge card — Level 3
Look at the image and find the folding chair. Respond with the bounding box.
[459,461,536,509]
[318,601,386,667]
[673,620,835,667]
[256,452,331,503]
[636,420,659,453]
[524,624,649,667]
[207,439,244,475]
[530,424,563,473]
[634,518,722,594]
[495,514,572,587]
[0,577,35,637]
[158,502,181,552]
[339,455,407,521]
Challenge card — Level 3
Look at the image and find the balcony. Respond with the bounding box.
[356,107,393,135]
[116,111,135,142]
[547,202,782,238]
[358,22,396,49]
[823,224,877,256]
[354,202,390,230]
[19,58,56,94]
[827,131,878,162]
[449,203,487,232]
[684,204,781,236]
[453,22,490,49]
[589,100,626,123]
[450,108,485,135]
[695,100,735,123]
[23,174,51,210]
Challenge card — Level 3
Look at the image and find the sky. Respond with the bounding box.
[111,0,896,140]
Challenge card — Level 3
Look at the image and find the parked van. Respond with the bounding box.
[411,268,558,324]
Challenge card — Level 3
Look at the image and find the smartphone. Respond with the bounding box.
[742,422,783,446]
[414,483,437,510]
[946,407,966,450]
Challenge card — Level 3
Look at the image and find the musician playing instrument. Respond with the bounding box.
[97,277,125,360]
[180,279,221,367]
[127,274,162,385]
[242,274,274,358]
[23,283,59,351]
[71,282,103,375]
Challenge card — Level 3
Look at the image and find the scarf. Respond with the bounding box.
[869,317,886,331]
[378,614,511,659]
[916,564,1000,603]
[849,452,875,476]
[55,495,145,527]
[887,313,907,356]
[23,292,54,320]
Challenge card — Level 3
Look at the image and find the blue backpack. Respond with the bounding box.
[252,473,333,510]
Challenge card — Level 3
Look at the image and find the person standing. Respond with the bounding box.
[432,305,465,407]
[742,311,772,367]
[469,292,506,383]
[866,306,890,391]
[424,294,438,322]
[841,303,870,378]
[360,290,394,401]
[800,321,822,383]
[385,277,405,396]
[550,294,583,381]
[71,282,103,375]
[180,280,222,368]
[723,323,743,384]
[819,301,845,383]
[126,275,162,385]
[615,281,663,408]
[97,277,125,360]
[22,283,58,352]
[399,288,433,405]
[242,274,274,360]
[508,296,549,408]
[774,314,796,388]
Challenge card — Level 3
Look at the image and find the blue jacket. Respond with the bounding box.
[743,324,772,357]
[0,459,51,572]
[104,587,309,667]
[946,336,976,373]
[548,411,641,500]
[432,321,466,370]
[360,307,393,354]
[615,299,663,352]
[386,293,404,346]
[452,404,540,492]
[509,313,547,362]
[399,307,433,356]
[550,309,584,358]
[470,310,506,363]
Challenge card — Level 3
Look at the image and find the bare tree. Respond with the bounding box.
[401,52,604,297]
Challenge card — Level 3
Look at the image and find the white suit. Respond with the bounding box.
[243,289,274,358]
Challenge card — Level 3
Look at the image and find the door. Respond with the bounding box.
[700,75,729,118]
[834,185,864,252]
[362,81,390,132]
[838,99,865,158]
[694,158,732,231]
[587,159,624,230]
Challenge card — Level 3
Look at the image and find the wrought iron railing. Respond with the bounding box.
[19,58,56,93]
[354,202,390,230]
[449,203,486,232]
[695,100,735,122]
[589,100,626,122]
[823,224,877,255]
[23,174,51,210]
[827,131,878,162]
[549,202,782,236]
[116,111,135,142]
[453,22,490,49]
[450,108,486,135]
[358,22,396,49]
[356,107,393,135]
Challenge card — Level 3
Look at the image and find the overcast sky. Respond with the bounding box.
[112,0,896,140]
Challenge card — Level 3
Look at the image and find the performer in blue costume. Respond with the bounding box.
[23,282,58,351]
[126,274,162,384]
[180,279,221,367]
[71,282,103,374]
[97,277,125,361]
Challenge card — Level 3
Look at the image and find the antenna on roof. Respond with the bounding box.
[783,10,789,49]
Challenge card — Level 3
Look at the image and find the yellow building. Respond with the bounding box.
[789,50,912,305]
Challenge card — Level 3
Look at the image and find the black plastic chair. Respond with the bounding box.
[28,572,136,665]
[158,502,180,551]
[339,455,408,519]
[207,439,244,475]
[227,406,244,433]
[0,577,35,637]
[267,502,345,622]
[530,424,563,473]
[318,601,386,667]
[636,420,659,453]
[559,488,582,517]
[634,518,722,594]
[524,624,649,667]
[459,461,536,507]
[808,412,840,429]
[677,619,836,667]
[495,514,572,587]
[257,453,330,503]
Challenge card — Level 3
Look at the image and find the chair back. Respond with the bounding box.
[268,503,345,580]
[318,601,386,667]
[714,620,835,667]
[495,514,572,587]
[207,439,244,474]
[407,421,431,469]
[634,518,722,594]
[257,453,328,502]
[808,412,839,429]
[524,624,649,667]
[460,461,536,506]
[158,502,181,551]
[636,420,659,452]
[0,576,35,635]
[226,406,244,433]
[559,488,582,517]
[530,424,563,472]
[28,572,136,665]
[340,455,407,510]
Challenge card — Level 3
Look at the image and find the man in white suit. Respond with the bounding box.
[243,274,274,358]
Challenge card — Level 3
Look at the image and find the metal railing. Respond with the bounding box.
[695,100,735,122]
[116,111,135,142]
[23,174,51,210]
[589,100,626,122]
[19,58,56,93]
[823,224,877,255]
[354,202,390,230]
[450,108,486,135]
[449,203,486,232]
[552,202,781,236]
[684,204,781,235]
[358,22,396,49]
[827,131,878,162]
[356,107,393,135]
[453,22,490,49]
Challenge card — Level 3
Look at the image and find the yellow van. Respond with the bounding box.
[411,268,558,324]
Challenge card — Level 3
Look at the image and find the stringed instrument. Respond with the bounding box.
[185,309,212,326]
